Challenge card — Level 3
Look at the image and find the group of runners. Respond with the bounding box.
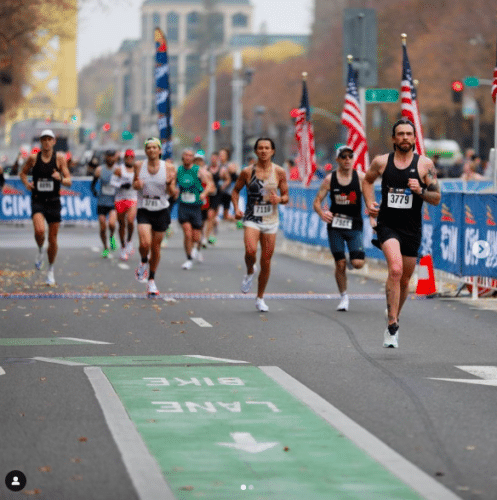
[18,119,440,346]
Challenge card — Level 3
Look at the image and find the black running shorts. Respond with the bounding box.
[178,203,203,230]
[31,197,61,224]
[375,223,421,258]
[137,208,171,233]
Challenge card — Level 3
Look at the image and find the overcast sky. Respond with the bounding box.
[77,0,314,70]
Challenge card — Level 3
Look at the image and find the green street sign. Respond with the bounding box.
[365,88,399,103]
[464,76,479,87]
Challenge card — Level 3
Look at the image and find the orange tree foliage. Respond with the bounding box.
[0,0,76,113]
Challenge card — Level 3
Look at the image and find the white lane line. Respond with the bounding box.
[84,367,175,500]
[0,367,5,376]
[190,317,212,327]
[185,355,248,364]
[58,337,113,345]
[260,366,463,500]
[118,263,130,270]
[32,357,88,366]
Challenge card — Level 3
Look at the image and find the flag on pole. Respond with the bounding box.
[401,34,425,155]
[341,57,369,172]
[492,37,497,104]
[154,28,173,159]
[294,73,317,186]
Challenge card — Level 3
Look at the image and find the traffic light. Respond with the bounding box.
[211,121,221,131]
[102,122,111,132]
[451,80,463,103]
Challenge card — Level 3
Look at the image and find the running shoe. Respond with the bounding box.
[336,294,349,312]
[383,323,399,348]
[135,263,149,282]
[119,248,128,261]
[46,270,55,287]
[241,265,257,293]
[181,259,193,270]
[236,220,244,229]
[102,249,110,258]
[35,251,43,270]
[126,241,134,257]
[195,250,204,262]
[110,236,117,251]
[191,247,198,260]
[208,236,217,245]
[256,297,269,312]
[201,238,208,248]
[147,279,160,297]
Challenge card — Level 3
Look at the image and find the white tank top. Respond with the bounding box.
[115,165,137,201]
[137,160,170,211]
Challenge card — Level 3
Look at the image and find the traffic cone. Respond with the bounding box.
[416,254,437,296]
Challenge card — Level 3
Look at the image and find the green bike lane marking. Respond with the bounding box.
[93,363,459,500]
[47,355,248,366]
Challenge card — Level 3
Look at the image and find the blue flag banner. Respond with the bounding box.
[154,28,173,159]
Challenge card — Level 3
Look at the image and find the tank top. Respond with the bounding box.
[97,165,118,207]
[177,164,203,205]
[137,160,170,211]
[115,165,137,201]
[32,151,60,200]
[209,167,221,196]
[244,163,279,225]
[377,153,425,236]
[329,169,363,230]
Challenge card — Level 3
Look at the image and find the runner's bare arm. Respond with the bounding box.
[362,155,385,218]
[132,162,143,190]
[20,154,36,190]
[422,160,441,206]
[165,164,177,198]
[313,175,333,223]
[275,167,289,205]
[55,153,72,187]
[231,167,248,219]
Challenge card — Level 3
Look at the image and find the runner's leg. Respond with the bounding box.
[382,238,403,325]
[257,232,276,298]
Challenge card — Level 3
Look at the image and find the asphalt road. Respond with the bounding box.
[1,222,496,500]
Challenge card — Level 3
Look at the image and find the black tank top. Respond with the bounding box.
[210,168,221,196]
[32,151,60,200]
[377,153,425,236]
[329,169,363,230]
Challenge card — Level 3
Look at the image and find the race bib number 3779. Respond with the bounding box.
[387,189,413,209]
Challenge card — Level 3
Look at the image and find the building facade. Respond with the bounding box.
[113,0,253,137]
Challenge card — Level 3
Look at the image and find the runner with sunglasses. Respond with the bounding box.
[313,145,365,312]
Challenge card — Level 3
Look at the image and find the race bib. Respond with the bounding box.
[331,214,353,229]
[101,184,116,196]
[254,203,273,216]
[110,174,122,188]
[181,192,196,203]
[387,189,413,209]
[36,179,54,192]
[143,197,161,211]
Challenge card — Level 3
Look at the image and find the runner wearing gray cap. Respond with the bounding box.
[313,145,365,312]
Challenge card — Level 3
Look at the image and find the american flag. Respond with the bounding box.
[341,60,369,172]
[492,37,497,104]
[294,77,317,186]
[401,40,425,155]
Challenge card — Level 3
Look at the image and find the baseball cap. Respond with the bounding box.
[124,149,135,158]
[40,129,55,139]
[335,145,354,159]
[105,149,116,156]
[194,152,205,161]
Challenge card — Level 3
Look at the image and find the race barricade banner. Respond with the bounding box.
[283,184,497,279]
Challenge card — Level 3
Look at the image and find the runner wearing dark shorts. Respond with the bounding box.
[20,129,71,286]
[362,118,441,348]
[313,145,365,312]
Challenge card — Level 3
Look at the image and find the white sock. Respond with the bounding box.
[48,264,54,273]
[341,291,348,297]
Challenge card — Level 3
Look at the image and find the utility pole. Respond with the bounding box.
[206,50,217,158]
[231,51,243,168]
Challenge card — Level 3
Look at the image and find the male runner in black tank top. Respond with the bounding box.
[20,129,71,286]
[362,119,441,348]
[313,145,365,312]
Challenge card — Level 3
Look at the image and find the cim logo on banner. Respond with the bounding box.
[60,189,92,219]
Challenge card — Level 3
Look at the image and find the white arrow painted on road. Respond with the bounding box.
[429,366,497,386]
[217,432,279,453]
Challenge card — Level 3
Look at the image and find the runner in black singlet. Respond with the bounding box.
[362,119,441,348]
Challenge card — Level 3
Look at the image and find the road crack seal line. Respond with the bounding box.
[320,310,465,485]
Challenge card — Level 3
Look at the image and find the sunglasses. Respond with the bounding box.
[339,153,353,159]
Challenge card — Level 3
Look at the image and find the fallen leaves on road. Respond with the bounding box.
[171,320,185,324]
[70,457,82,463]
[22,489,42,495]
[179,486,194,491]
[77,437,87,442]
[38,466,51,473]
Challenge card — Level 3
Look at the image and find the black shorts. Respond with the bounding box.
[221,191,232,210]
[208,193,222,211]
[178,203,203,230]
[201,208,209,222]
[375,223,421,258]
[137,208,171,233]
[97,205,116,217]
[31,197,61,224]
